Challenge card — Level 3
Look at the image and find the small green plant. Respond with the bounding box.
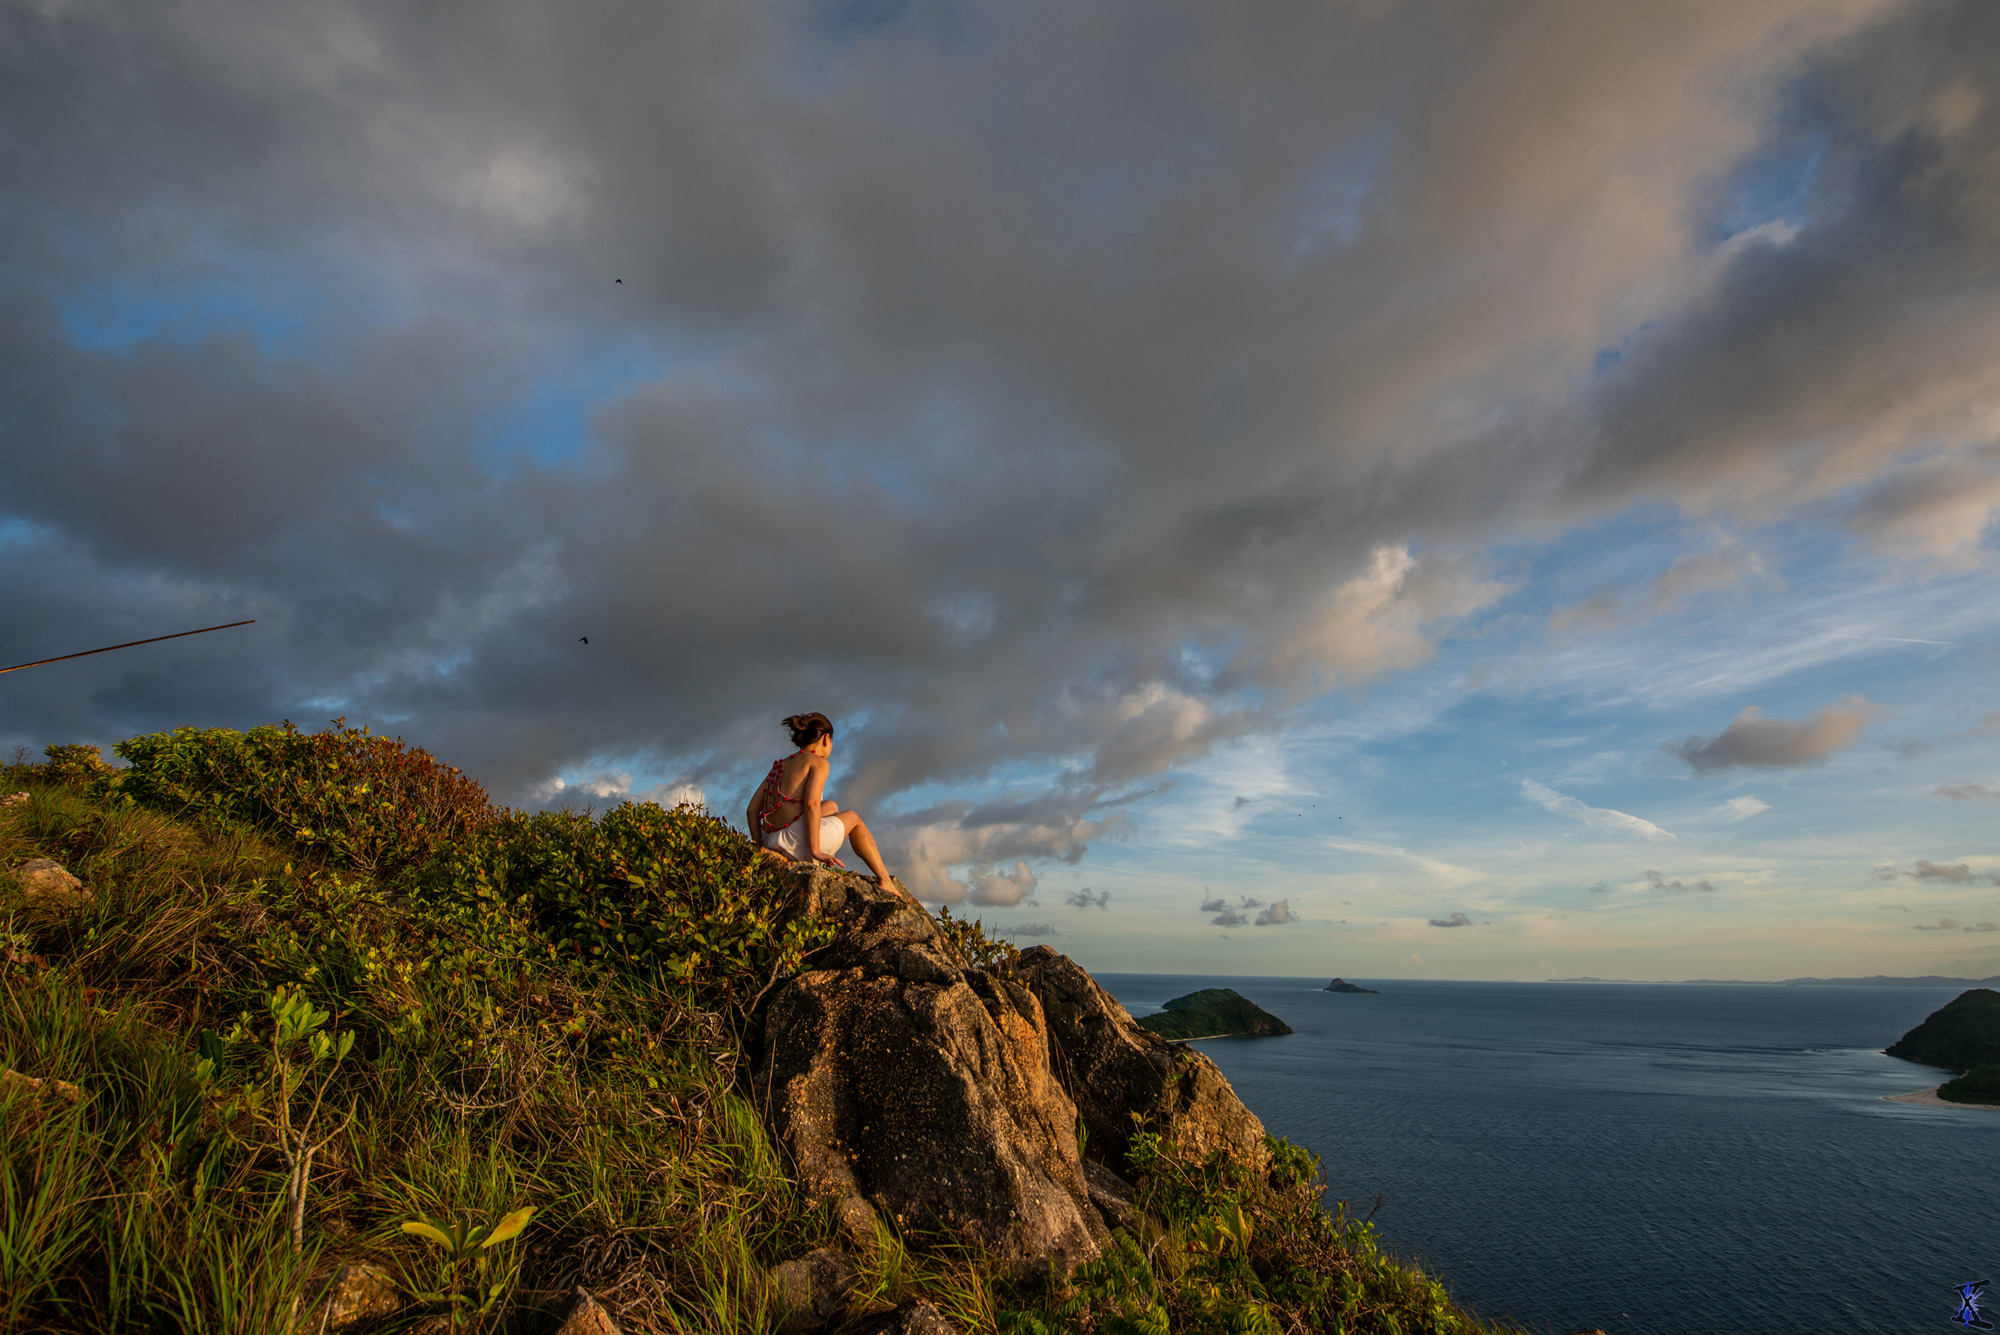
[400,1204,536,1330]
[936,904,1017,970]
[197,985,358,1250]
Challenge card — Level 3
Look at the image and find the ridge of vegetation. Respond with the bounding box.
[1,724,1518,1333]
[1886,989,2000,1107]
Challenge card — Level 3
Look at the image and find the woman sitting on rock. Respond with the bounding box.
[747,712,911,903]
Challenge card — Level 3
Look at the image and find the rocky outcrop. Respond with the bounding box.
[753,867,1105,1272]
[10,858,90,910]
[1013,946,1268,1176]
[751,868,1276,1276]
[770,1247,858,1334]
[314,1261,405,1333]
[554,1289,623,1335]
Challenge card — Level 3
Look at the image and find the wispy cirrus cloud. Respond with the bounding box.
[1520,779,1674,842]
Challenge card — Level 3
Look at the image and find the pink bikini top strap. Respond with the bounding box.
[757,751,811,831]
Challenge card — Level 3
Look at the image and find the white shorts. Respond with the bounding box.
[764,814,848,863]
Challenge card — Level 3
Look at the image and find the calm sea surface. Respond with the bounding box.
[1094,976,1999,1335]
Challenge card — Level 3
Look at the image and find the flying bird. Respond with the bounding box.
[614,278,622,284]
[579,637,589,644]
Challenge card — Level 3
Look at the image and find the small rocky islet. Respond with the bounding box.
[1323,977,1379,994]
[1134,987,1292,1039]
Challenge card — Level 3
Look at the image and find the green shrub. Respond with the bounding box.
[418,801,836,1026]
[998,1132,1508,1334]
[936,905,1018,971]
[110,719,495,881]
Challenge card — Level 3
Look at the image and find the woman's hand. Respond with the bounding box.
[816,853,848,869]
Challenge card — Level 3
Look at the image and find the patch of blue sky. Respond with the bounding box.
[49,231,343,361]
[872,752,1093,822]
[470,331,671,474]
[0,517,55,552]
[783,0,974,97]
[1590,319,1664,373]
[1286,121,1399,269]
[1704,129,1827,247]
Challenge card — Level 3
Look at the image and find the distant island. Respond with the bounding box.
[1886,988,2000,1106]
[1324,977,1379,994]
[1136,988,1292,1040]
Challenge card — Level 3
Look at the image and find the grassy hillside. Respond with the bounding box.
[0,726,1515,1334]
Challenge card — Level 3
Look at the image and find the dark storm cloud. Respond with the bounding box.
[1668,698,1880,773]
[5,0,1997,899]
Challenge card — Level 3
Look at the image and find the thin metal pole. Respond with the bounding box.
[0,620,256,675]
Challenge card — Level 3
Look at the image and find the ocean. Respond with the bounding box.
[1095,975,2000,1335]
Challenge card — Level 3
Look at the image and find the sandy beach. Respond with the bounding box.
[1884,1085,2000,1110]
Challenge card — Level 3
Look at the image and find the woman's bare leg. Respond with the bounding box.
[835,811,915,905]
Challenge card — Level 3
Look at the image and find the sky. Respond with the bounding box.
[2,0,1998,982]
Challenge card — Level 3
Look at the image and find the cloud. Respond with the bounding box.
[1065,886,1111,910]
[1005,922,1059,938]
[1549,545,1782,635]
[1587,881,1610,894]
[1668,698,1881,773]
[1427,912,1472,928]
[1205,893,1269,927]
[1717,794,1771,822]
[885,792,1124,903]
[1905,860,2000,886]
[1643,870,1716,893]
[1843,451,2000,567]
[1914,918,1997,932]
[1961,713,2000,740]
[1520,779,1675,842]
[7,0,2000,908]
[1934,783,2000,801]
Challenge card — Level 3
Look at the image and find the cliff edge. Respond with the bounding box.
[752,866,1267,1272]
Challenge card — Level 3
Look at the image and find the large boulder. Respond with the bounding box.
[1013,946,1269,1176]
[753,868,1105,1272]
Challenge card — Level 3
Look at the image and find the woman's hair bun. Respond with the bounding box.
[784,712,835,747]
